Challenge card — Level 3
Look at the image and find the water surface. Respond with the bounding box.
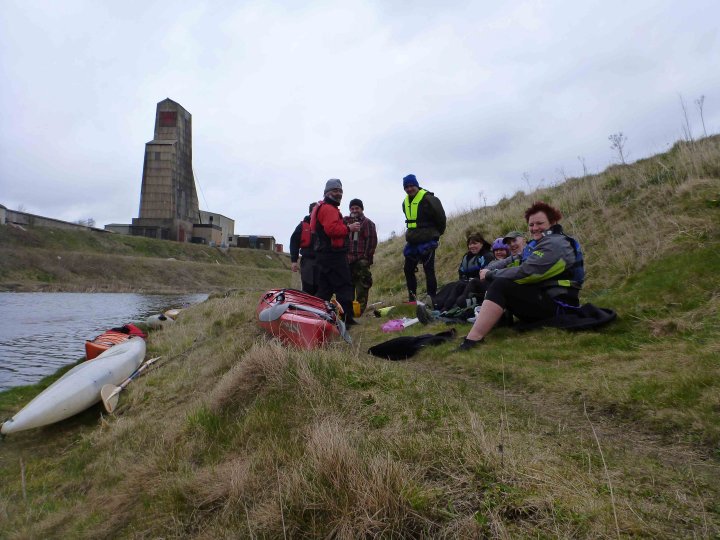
[0,292,207,392]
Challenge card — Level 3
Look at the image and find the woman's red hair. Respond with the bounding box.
[524,201,562,223]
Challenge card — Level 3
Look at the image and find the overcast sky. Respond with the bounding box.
[1,1,718,244]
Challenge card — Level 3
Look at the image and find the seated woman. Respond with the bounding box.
[432,232,493,312]
[458,201,584,350]
[451,237,511,310]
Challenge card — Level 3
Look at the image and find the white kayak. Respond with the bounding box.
[1,337,146,435]
[146,313,175,329]
[164,308,182,320]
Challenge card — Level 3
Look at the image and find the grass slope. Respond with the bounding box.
[1,136,719,538]
[0,226,291,293]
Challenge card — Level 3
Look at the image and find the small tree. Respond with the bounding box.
[577,155,588,177]
[74,218,95,228]
[695,95,707,137]
[608,132,628,164]
[679,94,694,142]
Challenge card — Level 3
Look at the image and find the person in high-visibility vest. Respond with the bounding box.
[401,174,446,304]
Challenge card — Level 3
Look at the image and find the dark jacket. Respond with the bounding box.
[485,224,584,300]
[289,215,315,263]
[402,190,446,244]
[343,215,378,265]
[458,246,494,281]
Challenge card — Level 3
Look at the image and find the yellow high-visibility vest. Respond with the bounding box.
[404,189,427,229]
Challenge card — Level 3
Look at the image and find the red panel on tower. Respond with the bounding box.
[159,111,177,127]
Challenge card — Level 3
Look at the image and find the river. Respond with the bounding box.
[0,292,207,392]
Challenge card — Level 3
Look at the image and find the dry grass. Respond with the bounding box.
[2,289,718,537]
[2,136,720,538]
[372,135,720,297]
[0,226,292,293]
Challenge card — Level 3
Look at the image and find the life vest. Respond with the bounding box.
[543,234,585,290]
[404,189,427,229]
[458,252,488,280]
[310,201,346,251]
[564,235,585,286]
[299,220,312,249]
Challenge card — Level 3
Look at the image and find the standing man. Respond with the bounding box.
[289,202,318,295]
[344,198,378,314]
[310,179,361,325]
[402,173,446,304]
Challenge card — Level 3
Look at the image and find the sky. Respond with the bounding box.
[1,1,719,243]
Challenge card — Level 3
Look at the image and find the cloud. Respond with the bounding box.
[2,0,719,243]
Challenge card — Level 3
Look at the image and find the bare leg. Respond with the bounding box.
[466,300,504,341]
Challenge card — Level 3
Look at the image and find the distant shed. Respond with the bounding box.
[233,235,276,251]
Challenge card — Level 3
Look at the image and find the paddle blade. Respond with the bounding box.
[258,303,291,322]
[100,384,121,413]
[337,319,352,344]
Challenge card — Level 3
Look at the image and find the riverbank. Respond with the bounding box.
[1,136,718,536]
[0,225,291,293]
[2,288,718,537]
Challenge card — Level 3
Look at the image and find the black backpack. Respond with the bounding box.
[513,303,616,332]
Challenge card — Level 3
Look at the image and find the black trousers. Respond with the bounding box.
[299,257,318,296]
[484,278,558,322]
[456,278,488,308]
[404,248,437,300]
[434,278,489,311]
[315,252,355,322]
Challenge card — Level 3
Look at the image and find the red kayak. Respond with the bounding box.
[85,323,147,360]
[256,289,351,349]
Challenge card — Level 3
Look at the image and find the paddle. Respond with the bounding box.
[336,318,352,344]
[258,302,291,322]
[284,304,352,343]
[100,356,162,413]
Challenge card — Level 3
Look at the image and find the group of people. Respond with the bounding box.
[289,173,447,326]
[289,179,378,326]
[288,175,585,349]
[452,201,585,350]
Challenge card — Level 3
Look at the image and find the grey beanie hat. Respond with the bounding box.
[324,178,343,193]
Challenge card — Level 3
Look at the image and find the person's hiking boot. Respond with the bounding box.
[416,302,434,324]
[345,318,360,327]
[457,337,484,351]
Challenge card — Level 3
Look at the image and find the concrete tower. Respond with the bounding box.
[131,98,199,241]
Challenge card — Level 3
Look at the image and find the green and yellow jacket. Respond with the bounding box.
[485,224,584,299]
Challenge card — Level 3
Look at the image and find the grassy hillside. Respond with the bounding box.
[0,226,291,293]
[1,137,719,538]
